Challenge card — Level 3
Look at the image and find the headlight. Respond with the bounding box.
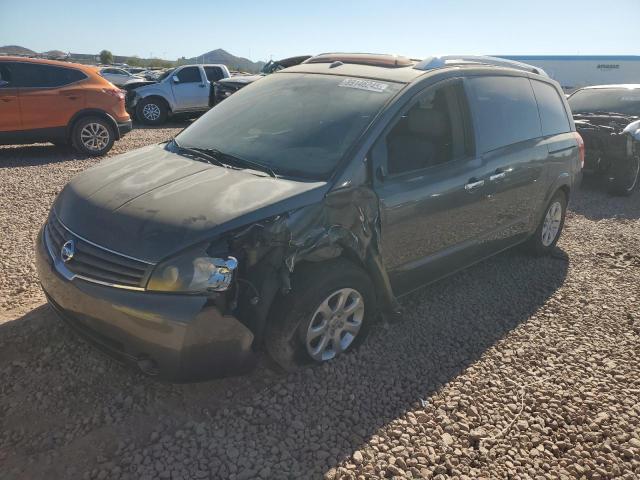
[147,247,238,293]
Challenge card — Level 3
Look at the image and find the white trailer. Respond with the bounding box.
[497,56,640,93]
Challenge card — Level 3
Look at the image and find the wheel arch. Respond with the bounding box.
[67,109,120,141]
[249,242,395,348]
[136,91,173,112]
[534,174,572,229]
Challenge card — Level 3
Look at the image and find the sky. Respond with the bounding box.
[1,0,637,62]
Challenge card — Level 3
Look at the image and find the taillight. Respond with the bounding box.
[573,131,585,169]
[102,88,125,101]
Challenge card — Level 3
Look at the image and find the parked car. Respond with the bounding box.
[568,85,640,195]
[36,54,581,381]
[143,69,165,81]
[126,67,146,75]
[212,55,311,105]
[127,64,230,125]
[0,56,132,155]
[99,67,143,87]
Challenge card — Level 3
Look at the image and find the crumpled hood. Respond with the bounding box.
[54,144,327,262]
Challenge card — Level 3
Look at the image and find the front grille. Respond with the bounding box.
[46,214,152,289]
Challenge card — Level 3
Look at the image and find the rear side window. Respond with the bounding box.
[176,67,202,83]
[466,76,542,153]
[12,63,86,88]
[204,67,225,82]
[531,80,571,135]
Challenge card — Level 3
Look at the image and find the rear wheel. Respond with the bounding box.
[524,190,567,256]
[136,97,168,125]
[609,155,640,196]
[265,259,376,370]
[71,116,114,156]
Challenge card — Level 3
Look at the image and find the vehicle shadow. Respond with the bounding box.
[570,175,640,220]
[0,144,94,168]
[0,247,569,479]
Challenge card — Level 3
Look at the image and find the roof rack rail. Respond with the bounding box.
[304,53,417,68]
[414,55,548,76]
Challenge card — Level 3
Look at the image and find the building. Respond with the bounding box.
[497,55,640,93]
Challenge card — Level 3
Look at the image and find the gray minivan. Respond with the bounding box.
[36,54,582,380]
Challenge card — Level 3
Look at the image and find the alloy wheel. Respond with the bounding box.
[80,123,110,152]
[305,288,365,361]
[541,201,562,247]
[143,103,161,121]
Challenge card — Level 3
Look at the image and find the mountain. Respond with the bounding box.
[0,45,36,55]
[0,45,266,72]
[186,49,265,73]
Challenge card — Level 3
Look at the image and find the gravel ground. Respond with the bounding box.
[1,127,639,479]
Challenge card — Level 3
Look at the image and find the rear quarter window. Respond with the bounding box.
[466,76,542,153]
[531,80,571,135]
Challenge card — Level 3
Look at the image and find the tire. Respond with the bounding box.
[136,97,168,125]
[71,116,115,156]
[265,259,377,371]
[609,155,640,196]
[524,190,567,256]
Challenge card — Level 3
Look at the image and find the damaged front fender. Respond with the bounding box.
[226,185,398,344]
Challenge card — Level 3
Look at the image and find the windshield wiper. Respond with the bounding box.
[196,147,277,178]
[170,139,227,168]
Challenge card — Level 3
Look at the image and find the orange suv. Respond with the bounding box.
[0,57,132,156]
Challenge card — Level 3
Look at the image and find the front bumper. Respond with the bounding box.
[35,228,255,381]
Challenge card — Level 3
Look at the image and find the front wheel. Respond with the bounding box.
[136,97,168,125]
[609,155,640,196]
[524,190,567,256]
[265,259,376,370]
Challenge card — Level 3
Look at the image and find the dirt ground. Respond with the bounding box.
[1,126,639,479]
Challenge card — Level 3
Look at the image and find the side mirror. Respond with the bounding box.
[0,80,9,88]
[172,76,180,83]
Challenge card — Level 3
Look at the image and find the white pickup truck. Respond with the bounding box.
[127,64,230,125]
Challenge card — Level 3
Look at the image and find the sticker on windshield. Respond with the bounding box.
[339,78,389,93]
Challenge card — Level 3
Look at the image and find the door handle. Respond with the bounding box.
[1,96,16,102]
[464,179,485,191]
[489,171,507,181]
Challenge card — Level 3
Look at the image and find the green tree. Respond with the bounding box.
[99,49,113,65]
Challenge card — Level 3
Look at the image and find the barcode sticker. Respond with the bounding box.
[339,78,389,93]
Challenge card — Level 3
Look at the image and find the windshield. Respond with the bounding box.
[569,88,640,116]
[157,68,175,82]
[175,73,402,180]
[260,60,276,74]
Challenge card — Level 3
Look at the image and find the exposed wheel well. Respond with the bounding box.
[558,185,570,200]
